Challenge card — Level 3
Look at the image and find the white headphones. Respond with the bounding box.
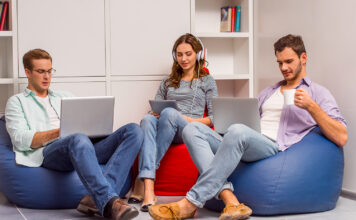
[172,34,205,117]
[172,34,205,62]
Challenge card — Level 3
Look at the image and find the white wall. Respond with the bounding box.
[14,0,190,127]
[254,0,356,193]
[17,0,106,77]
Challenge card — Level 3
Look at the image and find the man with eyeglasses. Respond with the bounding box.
[5,49,142,220]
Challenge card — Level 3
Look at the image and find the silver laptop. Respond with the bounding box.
[212,97,261,134]
[60,96,115,138]
[149,100,178,114]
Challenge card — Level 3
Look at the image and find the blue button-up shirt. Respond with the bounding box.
[258,77,346,151]
[5,88,73,167]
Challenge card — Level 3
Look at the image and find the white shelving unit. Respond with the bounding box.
[0,0,18,112]
[0,0,191,127]
[0,31,13,37]
[0,0,251,123]
[191,0,254,97]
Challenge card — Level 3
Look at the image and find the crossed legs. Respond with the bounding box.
[149,122,279,220]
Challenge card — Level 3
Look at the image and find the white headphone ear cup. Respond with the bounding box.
[172,50,176,61]
[196,51,202,61]
[195,37,204,61]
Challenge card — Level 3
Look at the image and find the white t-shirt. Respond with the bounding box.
[260,86,284,141]
[35,96,60,129]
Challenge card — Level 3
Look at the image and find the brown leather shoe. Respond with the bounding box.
[76,195,100,216]
[148,202,196,220]
[111,198,139,220]
[219,203,252,220]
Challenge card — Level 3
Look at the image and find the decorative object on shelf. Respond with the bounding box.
[220,5,241,32]
[0,1,9,31]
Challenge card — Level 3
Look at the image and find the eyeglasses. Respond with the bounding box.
[32,68,56,75]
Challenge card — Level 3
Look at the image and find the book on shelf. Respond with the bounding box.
[220,6,230,32]
[0,1,9,31]
[231,6,235,32]
[0,2,3,26]
[235,6,241,32]
[220,5,241,33]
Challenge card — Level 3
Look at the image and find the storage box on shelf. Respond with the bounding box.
[191,0,253,97]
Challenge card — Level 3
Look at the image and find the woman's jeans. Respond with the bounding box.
[182,122,279,208]
[42,123,143,215]
[138,107,188,180]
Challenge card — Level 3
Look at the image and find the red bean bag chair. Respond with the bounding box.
[154,143,199,195]
[136,67,210,196]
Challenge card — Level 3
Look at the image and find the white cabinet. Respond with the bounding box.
[0,0,18,113]
[17,0,106,78]
[0,0,253,120]
[111,80,161,129]
[110,0,190,76]
[19,82,106,97]
[191,0,254,97]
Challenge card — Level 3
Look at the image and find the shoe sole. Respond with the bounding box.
[140,199,157,212]
[148,208,196,220]
[140,204,150,212]
[76,204,100,216]
[115,208,139,220]
[128,197,144,204]
[219,212,251,220]
[128,195,144,204]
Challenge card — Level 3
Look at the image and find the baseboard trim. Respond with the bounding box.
[341,188,356,200]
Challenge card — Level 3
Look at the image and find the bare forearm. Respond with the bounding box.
[307,102,348,147]
[31,129,60,149]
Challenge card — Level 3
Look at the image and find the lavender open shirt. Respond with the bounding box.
[258,77,347,151]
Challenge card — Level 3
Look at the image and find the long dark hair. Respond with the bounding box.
[165,33,209,89]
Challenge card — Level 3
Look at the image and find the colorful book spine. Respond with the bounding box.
[0,1,9,31]
[231,6,235,32]
[235,6,241,32]
[0,2,4,25]
[227,7,231,32]
[220,6,229,32]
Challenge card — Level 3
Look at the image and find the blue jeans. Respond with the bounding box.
[138,107,188,180]
[42,123,143,215]
[182,122,279,208]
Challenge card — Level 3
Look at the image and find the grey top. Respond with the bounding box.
[155,75,218,123]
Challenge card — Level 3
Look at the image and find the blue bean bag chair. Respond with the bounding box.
[0,116,131,209]
[205,127,344,215]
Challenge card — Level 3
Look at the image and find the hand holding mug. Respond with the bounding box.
[294,88,314,110]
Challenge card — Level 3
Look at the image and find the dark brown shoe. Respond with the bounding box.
[76,195,100,216]
[111,198,139,220]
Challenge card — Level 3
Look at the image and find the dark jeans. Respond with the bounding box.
[42,123,143,215]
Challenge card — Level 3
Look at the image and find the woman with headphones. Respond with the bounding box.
[128,33,218,212]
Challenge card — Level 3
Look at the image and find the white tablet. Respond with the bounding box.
[149,100,178,114]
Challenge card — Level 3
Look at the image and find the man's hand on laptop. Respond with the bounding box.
[31,129,60,149]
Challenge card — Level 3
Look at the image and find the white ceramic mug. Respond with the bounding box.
[283,89,296,105]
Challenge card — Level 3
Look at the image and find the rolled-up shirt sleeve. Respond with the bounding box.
[315,85,347,128]
[5,96,35,152]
